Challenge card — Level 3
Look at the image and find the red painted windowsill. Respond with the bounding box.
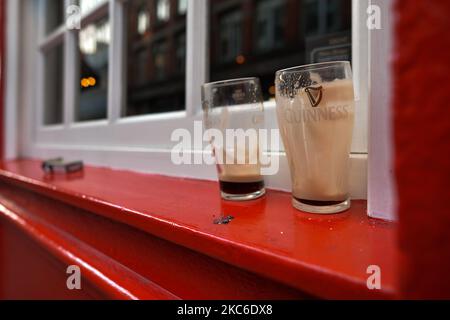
[0,159,397,299]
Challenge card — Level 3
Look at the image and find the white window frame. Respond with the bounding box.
[6,0,373,201]
[367,0,396,220]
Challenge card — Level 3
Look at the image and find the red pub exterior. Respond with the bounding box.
[0,0,450,300]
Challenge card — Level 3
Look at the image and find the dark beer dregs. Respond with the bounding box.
[294,197,348,207]
[220,180,265,196]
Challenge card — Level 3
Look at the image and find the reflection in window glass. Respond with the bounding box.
[304,0,320,36]
[218,10,242,64]
[153,40,168,80]
[124,1,186,117]
[43,43,64,125]
[210,0,351,101]
[77,17,110,122]
[304,0,345,36]
[178,0,188,15]
[80,0,106,15]
[137,7,151,35]
[156,0,171,22]
[175,32,186,72]
[255,0,285,52]
[45,0,64,34]
[326,0,341,32]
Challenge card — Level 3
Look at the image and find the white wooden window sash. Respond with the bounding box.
[12,0,370,201]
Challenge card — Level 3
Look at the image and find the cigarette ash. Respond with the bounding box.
[213,215,235,225]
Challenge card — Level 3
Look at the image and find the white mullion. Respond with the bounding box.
[64,0,77,126]
[108,0,124,122]
[318,0,327,34]
[36,0,47,130]
[186,0,208,117]
[8,0,28,158]
[79,0,109,27]
[351,0,369,153]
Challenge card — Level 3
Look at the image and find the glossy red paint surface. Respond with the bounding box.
[394,1,450,299]
[0,191,178,300]
[0,220,104,300]
[0,181,308,300]
[0,160,397,299]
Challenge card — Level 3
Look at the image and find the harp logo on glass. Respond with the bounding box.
[171,121,280,176]
[305,85,323,107]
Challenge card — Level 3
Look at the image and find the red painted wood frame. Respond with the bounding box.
[394,1,450,299]
[0,160,397,299]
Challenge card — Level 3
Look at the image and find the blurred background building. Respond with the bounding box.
[42,0,351,120]
[124,0,351,116]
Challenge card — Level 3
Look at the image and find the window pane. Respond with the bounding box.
[43,43,64,125]
[209,0,352,101]
[80,0,107,15]
[156,0,171,23]
[178,0,188,15]
[44,0,65,34]
[124,0,186,117]
[77,16,110,122]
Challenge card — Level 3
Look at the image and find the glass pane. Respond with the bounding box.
[177,0,188,15]
[80,0,107,15]
[209,0,352,101]
[124,0,186,117]
[77,16,110,122]
[156,0,171,23]
[43,42,64,125]
[44,0,65,34]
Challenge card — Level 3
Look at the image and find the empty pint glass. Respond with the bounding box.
[275,61,355,214]
[202,78,265,201]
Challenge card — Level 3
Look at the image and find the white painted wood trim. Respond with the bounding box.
[64,30,78,126]
[367,0,397,221]
[4,0,20,159]
[27,144,368,200]
[18,0,39,157]
[186,0,208,117]
[109,0,124,122]
[352,0,369,154]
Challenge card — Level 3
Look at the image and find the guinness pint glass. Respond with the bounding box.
[275,62,355,213]
[202,78,266,201]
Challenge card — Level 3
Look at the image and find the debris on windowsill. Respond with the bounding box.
[213,215,235,225]
[42,158,84,174]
